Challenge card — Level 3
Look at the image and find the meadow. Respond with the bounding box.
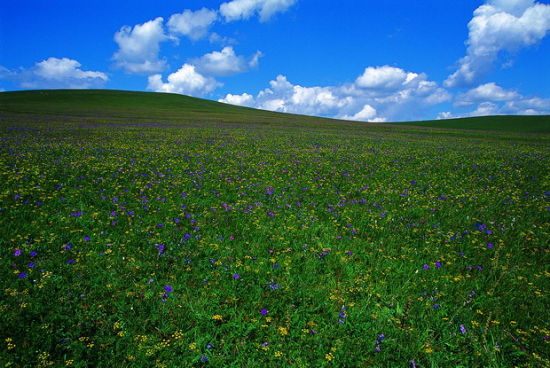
[0,90,549,367]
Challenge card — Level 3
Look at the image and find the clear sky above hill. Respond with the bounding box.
[1,0,549,122]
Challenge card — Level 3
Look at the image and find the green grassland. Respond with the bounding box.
[0,90,549,367]
[396,115,550,133]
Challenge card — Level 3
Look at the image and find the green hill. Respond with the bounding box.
[1,89,549,133]
[396,115,550,133]
[0,89,356,128]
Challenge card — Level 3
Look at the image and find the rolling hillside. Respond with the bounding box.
[1,89,549,133]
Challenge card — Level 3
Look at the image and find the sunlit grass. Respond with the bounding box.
[0,91,548,367]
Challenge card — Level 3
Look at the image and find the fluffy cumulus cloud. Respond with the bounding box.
[219,66,451,122]
[455,82,519,106]
[190,46,262,76]
[219,93,255,106]
[219,0,297,22]
[113,17,170,74]
[445,0,550,87]
[356,66,411,90]
[147,64,221,96]
[0,57,108,89]
[439,81,550,118]
[167,8,218,41]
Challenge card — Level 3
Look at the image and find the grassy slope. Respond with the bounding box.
[0,89,361,129]
[396,115,550,133]
[1,89,549,133]
[1,89,549,367]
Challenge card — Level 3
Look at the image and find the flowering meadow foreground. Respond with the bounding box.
[1,105,549,367]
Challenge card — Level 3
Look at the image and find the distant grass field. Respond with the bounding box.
[0,90,549,367]
[0,89,358,129]
[396,115,550,133]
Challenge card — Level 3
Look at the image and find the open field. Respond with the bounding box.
[1,90,549,367]
[396,115,550,134]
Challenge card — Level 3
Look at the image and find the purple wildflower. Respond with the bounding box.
[435,262,442,268]
[423,264,430,270]
[164,284,173,293]
[156,244,165,255]
[260,308,268,315]
[233,273,240,280]
[460,324,467,334]
[18,272,27,279]
[30,251,38,257]
[14,249,22,256]
[84,236,90,242]
[487,242,494,248]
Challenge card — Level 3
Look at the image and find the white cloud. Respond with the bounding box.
[219,0,297,22]
[444,81,550,117]
[219,92,254,106]
[445,1,550,87]
[341,104,385,122]
[471,101,501,116]
[502,96,550,114]
[191,46,262,76]
[113,17,169,74]
[147,63,221,96]
[437,112,458,120]
[219,66,450,121]
[455,82,519,106]
[356,65,409,90]
[167,8,218,41]
[1,57,108,89]
[489,0,534,16]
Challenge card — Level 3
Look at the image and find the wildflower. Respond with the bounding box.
[460,324,467,334]
[487,242,494,248]
[410,360,417,368]
[30,251,38,257]
[156,244,165,255]
[14,249,22,256]
[423,264,429,270]
[200,356,208,362]
[164,285,173,293]
[435,262,442,268]
[18,272,27,279]
[84,236,90,242]
[260,309,268,315]
[233,273,240,280]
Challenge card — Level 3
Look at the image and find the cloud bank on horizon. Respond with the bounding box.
[1,0,549,121]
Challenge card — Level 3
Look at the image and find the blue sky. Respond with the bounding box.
[1,0,550,122]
